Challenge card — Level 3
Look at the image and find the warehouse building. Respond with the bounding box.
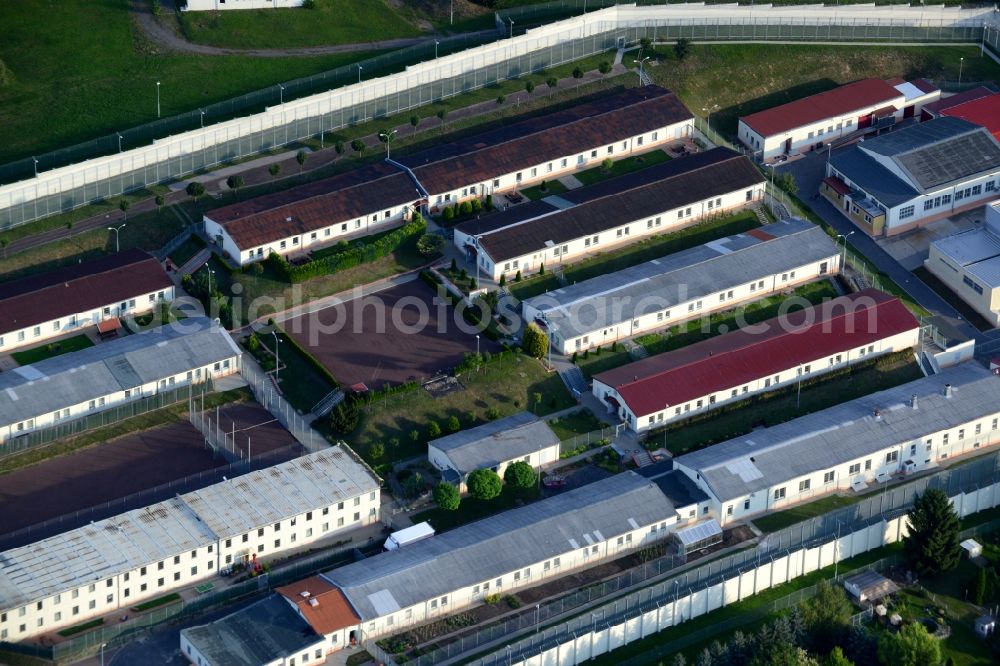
[522,218,840,354]
[738,78,939,161]
[321,472,687,641]
[427,412,561,492]
[593,290,921,433]
[203,162,423,266]
[0,249,173,354]
[925,199,1000,326]
[0,318,240,444]
[0,447,380,642]
[822,117,1000,236]
[673,363,1000,525]
[399,86,694,206]
[453,148,766,281]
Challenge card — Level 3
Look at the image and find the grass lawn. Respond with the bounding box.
[269,330,338,415]
[56,618,104,638]
[913,267,994,332]
[752,494,866,533]
[10,334,94,366]
[0,0,380,165]
[546,409,609,440]
[637,279,839,356]
[574,150,671,187]
[0,388,250,476]
[132,593,182,612]
[520,179,569,201]
[177,0,422,49]
[347,354,573,464]
[412,485,541,533]
[0,206,188,281]
[168,235,206,268]
[507,273,562,300]
[649,351,922,456]
[574,347,635,379]
[893,582,997,666]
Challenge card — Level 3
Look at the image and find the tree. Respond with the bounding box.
[672,654,687,666]
[403,472,425,499]
[801,581,854,654]
[427,421,442,438]
[498,274,506,288]
[410,115,419,129]
[496,94,505,107]
[598,61,612,75]
[268,163,281,177]
[974,566,988,605]
[447,415,461,432]
[369,442,385,460]
[572,66,583,79]
[436,108,447,132]
[538,262,545,275]
[350,139,366,156]
[155,194,165,212]
[877,622,941,666]
[433,482,461,510]
[329,400,359,435]
[504,461,537,491]
[525,80,535,95]
[334,140,345,155]
[441,207,455,223]
[904,487,962,577]
[467,469,503,500]
[118,198,130,222]
[226,174,244,195]
[674,38,692,61]
[639,37,652,53]
[186,181,206,198]
[296,150,308,173]
[522,323,548,359]
[825,647,854,666]
[409,429,420,443]
[416,233,444,257]
[547,77,558,88]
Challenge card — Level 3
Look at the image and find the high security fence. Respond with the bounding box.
[1,4,995,229]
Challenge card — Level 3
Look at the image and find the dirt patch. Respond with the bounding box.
[424,375,466,398]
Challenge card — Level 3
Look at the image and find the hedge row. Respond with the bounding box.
[274,325,341,391]
[269,216,427,283]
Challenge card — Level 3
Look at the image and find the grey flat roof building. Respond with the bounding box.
[181,595,323,666]
[322,472,676,621]
[0,317,241,428]
[674,363,1000,503]
[428,411,559,474]
[524,218,837,341]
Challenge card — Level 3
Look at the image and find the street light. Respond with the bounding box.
[32,157,38,178]
[378,128,397,159]
[205,265,215,296]
[509,18,515,39]
[100,643,107,666]
[435,40,440,59]
[107,223,126,253]
[634,56,650,84]
[117,132,123,153]
[959,56,965,86]
[535,603,541,634]
[358,64,363,84]
[278,84,285,105]
[702,104,719,133]
[156,80,161,118]
[476,334,480,359]
[271,330,281,383]
[199,109,205,128]
[836,231,855,271]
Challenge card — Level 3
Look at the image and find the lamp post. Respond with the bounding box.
[836,231,854,271]
[271,330,281,383]
[100,643,107,666]
[535,604,541,634]
[205,265,215,297]
[509,18,515,39]
[959,56,965,86]
[702,104,719,134]
[378,128,396,159]
[32,157,38,178]
[358,64,363,84]
[156,80,161,118]
[117,133,123,153]
[278,84,285,105]
[200,109,205,128]
[107,223,126,253]
[435,40,440,59]
[634,56,650,84]
[476,334,480,358]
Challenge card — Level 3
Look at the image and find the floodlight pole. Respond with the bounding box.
[156,81,161,118]
[272,331,281,383]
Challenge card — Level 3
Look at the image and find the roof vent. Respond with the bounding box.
[308,598,320,607]
[911,394,918,410]
[874,408,882,421]
[299,591,311,598]
[944,383,953,398]
[286,216,293,222]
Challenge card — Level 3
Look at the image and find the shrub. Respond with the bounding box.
[484,194,494,210]
[447,415,461,432]
[450,257,458,271]
[403,472,425,499]
[334,140,345,154]
[155,194,165,208]
[350,139,366,154]
[410,115,419,128]
[433,482,461,510]
[302,0,316,8]
[547,77,558,88]
[571,351,578,363]
[504,461,537,490]
[484,593,502,605]
[268,163,281,177]
[496,95,505,106]
[674,38,691,61]
[442,207,455,222]
[427,421,442,438]
[369,442,385,460]
[416,233,444,257]
[329,400,359,435]
[459,201,474,215]
[505,595,523,609]
[467,469,503,500]
[514,270,522,282]
[525,80,535,94]
[572,66,583,79]
[485,406,500,420]
[601,157,614,171]
[538,262,545,275]
[522,324,548,359]
[598,61,612,74]
[471,198,483,213]
[225,175,244,192]
[498,274,506,288]
[185,181,206,197]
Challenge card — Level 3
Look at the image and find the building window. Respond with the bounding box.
[774,487,786,500]
[899,205,915,220]
[823,471,835,484]
[849,463,861,475]
[798,479,811,492]
[886,451,899,463]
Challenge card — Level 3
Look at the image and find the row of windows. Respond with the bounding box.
[806,118,852,140]
[923,193,953,211]
[963,275,984,295]
[245,211,395,259]
[0,293,167,348]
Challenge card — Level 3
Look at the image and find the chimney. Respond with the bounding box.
[308,598,319,607]
[911,394,918,410]
[944,383,953,398]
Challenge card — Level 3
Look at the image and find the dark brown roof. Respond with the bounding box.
[0,249,172,334]
[400,86,693,194]
[475,148,764,262]
[205,162,422,250]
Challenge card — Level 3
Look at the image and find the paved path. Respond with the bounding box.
[134,0,498,58]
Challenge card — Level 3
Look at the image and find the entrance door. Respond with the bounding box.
[858,113,872,129]
[784,138,792,154]
[903,105,915,118]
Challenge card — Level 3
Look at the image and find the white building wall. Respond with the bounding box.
[925,242,1000,327]
[428,443,562,494]
[0,489,381,642]
[205,203,412,267]
[0,354,239,443]
[429,122,693,209]
[0,286,175,354]
[595,326,919,433]
[678,410,1000,526]
[885,172,1000,232]
[537,257,840,355]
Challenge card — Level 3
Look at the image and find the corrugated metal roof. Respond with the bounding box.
[829,148,918,209]
[322,472,675,621]
[0,448,378,611]
[525,219,838,340]
[740,79,901,137]
[942,93,1000,140]
[0,250,172,335]
[428,411,559,474]
[594,290,919,417]
[674,363,1000,503]
[0,318,241,427]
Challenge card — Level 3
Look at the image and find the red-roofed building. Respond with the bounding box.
[942,93,1000,141]
[919,86,995,120]
[592,289,920,433]
[276,577,362,652]
[738,78,939,161]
